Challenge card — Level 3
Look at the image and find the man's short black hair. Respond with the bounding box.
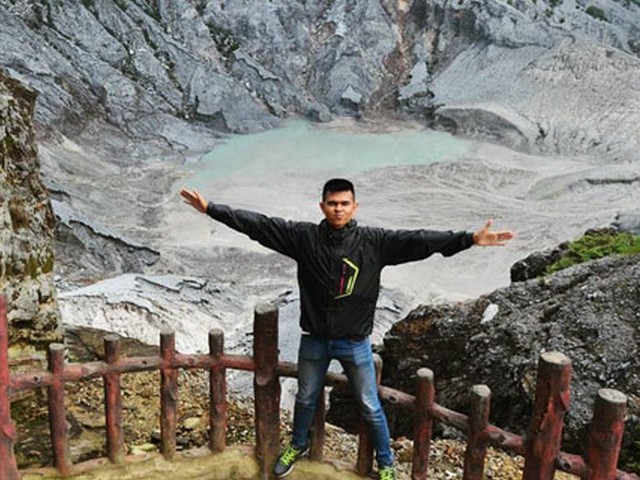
[322,178,355,201]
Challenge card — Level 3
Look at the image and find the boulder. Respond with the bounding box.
[614,212,640,235]
[375,252,640,465]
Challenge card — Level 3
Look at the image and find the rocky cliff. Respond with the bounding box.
[403,0,640,159]
[0,0,638,160]
[0,70,61,355]
[373,241,640,467]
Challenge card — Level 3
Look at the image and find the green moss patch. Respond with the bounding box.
[546,230,640,275]
[585,5,608,21]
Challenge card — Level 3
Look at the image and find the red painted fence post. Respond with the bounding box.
[209,328,226,453]
[412,368,435,480]
[0,296,19,480]
[523,351,572,480]
[48,342,72,475]
[585,388,628,480]
[463,384,491,480]
[253,304,281,479]
[104,334,125,464]
[160,329,178,460]
[309,390,326,462]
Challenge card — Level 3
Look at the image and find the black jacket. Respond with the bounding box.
[206,203,475,339]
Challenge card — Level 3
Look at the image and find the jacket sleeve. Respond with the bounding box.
[378,228,475,266]
[206,202,302,259]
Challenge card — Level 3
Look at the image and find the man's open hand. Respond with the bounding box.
[473,219,515,246]
[180,188,208,213]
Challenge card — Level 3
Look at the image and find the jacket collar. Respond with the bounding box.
[320,218,357,241]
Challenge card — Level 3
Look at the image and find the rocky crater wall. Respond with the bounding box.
[0,70,61,356]
[1,0,639,162]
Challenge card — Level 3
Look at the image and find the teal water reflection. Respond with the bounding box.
[194,119,471,184]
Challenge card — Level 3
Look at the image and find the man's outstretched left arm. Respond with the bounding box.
[379,219,515,265]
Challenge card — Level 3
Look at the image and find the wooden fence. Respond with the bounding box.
[0,294,638,480]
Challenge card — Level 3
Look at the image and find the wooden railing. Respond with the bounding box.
[0,294,638,480]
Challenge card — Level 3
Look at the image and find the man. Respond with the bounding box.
[181,178,514,479]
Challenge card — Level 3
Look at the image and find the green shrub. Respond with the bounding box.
[207,23,241,57]
[545,231,640,275]
[585,5,608,21]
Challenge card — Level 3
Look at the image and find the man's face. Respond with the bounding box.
[319,190,358,229]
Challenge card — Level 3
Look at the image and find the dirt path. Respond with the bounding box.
[20,446,363,480]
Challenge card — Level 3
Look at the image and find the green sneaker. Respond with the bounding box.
[272,443,309,478]
[379,465,396,480]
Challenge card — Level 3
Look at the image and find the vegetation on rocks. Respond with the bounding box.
[585,5,609,21]
[545,230,640,274]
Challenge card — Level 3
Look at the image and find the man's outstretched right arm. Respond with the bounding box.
[180,188,301,259]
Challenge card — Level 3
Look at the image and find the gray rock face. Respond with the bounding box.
[0,0,407,137]
[377,252,640,463]
[401,0,640,158]
[52,199,160,285]
[57,273,248,354]
[0,71,61,354]
[0,0,277,140]
[0,0,636,163]
[614,212,640,235]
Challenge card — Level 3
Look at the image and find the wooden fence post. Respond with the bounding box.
[310,390,326,462]
[48,343,72,475]
[585,388,628,480]
[160,329,178,460]
[253,304,281,479]
[104,334,125,463]
[523,351,572,480]
[463,384,491,480]
[412,368,435,480]
[209,329,226,453]
[0,296,19,480]
[356,353,382,476]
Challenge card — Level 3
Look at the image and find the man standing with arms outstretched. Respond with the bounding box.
[181,178,514,479]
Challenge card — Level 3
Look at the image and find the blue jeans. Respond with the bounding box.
[291,334,394,468]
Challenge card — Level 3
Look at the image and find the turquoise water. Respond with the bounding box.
[193,119,471,185]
